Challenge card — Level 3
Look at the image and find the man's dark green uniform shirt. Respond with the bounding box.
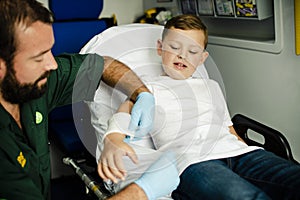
[0,54,104,199]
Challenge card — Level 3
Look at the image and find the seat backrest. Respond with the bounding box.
[49,0,109,55]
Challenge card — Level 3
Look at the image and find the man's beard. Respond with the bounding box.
[1,68,50,104]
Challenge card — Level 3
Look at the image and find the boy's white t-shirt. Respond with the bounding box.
[140,76,260,174]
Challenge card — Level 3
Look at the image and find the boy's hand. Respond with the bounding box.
[98,133,138,183]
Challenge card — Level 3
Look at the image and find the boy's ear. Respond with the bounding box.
[0,58,6,80]
[156,39,163,56]
[200,51,209,65]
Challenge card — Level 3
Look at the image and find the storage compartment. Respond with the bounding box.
[187,0,273,20]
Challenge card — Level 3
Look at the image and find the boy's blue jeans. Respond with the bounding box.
[172,149,300,200]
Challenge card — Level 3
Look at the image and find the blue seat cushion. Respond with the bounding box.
[49,0,103,20]
[52,20,108,56]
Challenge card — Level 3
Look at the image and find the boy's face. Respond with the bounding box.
[157,28,208,80]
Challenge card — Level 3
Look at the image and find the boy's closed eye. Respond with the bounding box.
[189,50,199,54]
[170,45,180,50]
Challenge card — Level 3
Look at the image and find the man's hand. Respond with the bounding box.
[134,151,180,200]
[129,92,155,138]
[98,133,138,183]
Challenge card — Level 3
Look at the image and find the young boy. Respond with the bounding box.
[95,15,300,200]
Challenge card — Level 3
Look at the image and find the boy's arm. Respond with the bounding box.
[98,100,136,183]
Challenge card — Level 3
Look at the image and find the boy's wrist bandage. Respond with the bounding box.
[103,112,134,142]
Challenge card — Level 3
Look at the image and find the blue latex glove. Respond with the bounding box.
[134,152,180,200]
[129,92,155,138]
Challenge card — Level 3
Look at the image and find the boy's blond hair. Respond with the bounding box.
[162,14,208,49]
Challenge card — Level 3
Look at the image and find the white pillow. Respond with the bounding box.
[79,23,224,155]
